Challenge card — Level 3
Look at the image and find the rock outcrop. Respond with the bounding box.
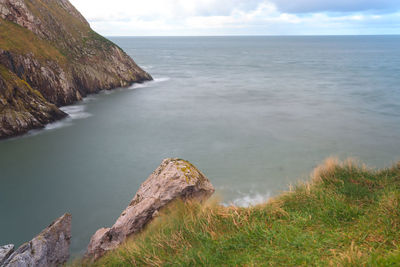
[86,158,215,260]
[0,65,67,138]
[0,245,14,266]
[0,0,152,139]
[1,213,71,267]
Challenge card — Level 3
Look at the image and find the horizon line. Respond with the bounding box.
[104,33,400,38]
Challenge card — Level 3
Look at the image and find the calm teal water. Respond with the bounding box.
[1,36,400,255]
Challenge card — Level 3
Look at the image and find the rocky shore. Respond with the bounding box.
[0,0,152,139]
[0,159,215,266]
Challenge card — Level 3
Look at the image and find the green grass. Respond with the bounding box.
[74,158,400,266]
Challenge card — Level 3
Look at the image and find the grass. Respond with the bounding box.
[73,158,400,266]
[0,1,118,63]
[23,0,120,55]
[24,0,90,40]
[0,19,66,65]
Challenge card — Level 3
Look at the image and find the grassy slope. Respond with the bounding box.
[0,1,115,66]
[23,0,118,57]
[0,18,66,65]
[24,0,89,37]
[76,159,400,266]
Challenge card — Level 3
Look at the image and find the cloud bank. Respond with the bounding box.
[69,0,400,36]
[270,0,400,13]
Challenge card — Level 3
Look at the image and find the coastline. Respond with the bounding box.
[0,0,152,140]
[0,78,153,141]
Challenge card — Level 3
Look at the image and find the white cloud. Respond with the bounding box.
[69,0,400,35]
[268,0,400,13]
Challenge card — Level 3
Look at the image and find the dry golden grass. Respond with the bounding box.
[0,19,67,65]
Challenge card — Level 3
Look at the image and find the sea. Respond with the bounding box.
[0,36,399,255]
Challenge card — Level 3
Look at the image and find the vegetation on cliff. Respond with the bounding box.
[0,18,67,65]
[0,0,152,139]
[0,64,66,138]
[76,158,400,266]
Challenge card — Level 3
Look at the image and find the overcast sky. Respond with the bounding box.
[69,0,400,36]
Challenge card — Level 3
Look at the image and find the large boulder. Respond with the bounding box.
[86,158,215,260]
[2,213,71,267]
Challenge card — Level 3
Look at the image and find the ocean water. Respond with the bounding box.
[0,36,400,255]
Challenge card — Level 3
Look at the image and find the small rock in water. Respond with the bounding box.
[86,158,215,260]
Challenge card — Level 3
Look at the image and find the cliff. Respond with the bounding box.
[0,0,152,138]
[76,159,400,266]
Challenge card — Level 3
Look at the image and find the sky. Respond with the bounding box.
[69,0,400,36]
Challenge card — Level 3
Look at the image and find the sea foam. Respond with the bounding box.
[223,191,271,207]
[60,105,92,120]
[34,104,92,133]
[129,77,170,90]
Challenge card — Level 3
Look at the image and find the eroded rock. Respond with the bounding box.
[2,213,71,267]
[86,158,215,260]
[0,65,67,139]
[0,245,14,266]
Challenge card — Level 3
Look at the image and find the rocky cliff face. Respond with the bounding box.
[0,65,66,138]
[0,0,152,138]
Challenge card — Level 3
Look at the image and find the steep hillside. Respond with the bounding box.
[0,0,152,138]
